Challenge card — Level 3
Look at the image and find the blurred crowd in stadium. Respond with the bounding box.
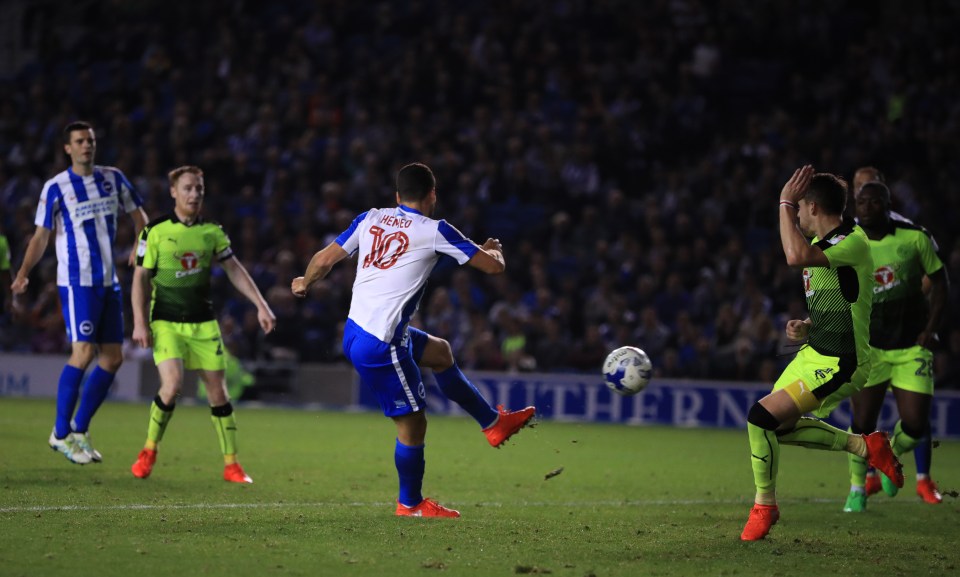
[1,0,959,387]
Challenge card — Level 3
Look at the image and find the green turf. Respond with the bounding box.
[0,397,957,577]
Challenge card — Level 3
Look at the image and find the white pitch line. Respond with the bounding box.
[0,498,848,514]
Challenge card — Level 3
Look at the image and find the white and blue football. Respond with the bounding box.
[602,346,652,396]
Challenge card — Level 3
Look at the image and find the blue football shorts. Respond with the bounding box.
[58,285,125,344]
[343,318,429,417]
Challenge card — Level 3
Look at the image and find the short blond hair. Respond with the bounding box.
[168,165,204,187]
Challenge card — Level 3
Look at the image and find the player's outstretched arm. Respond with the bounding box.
[467,238,506,275]
[131,265,153,348]
[292,242,349,297]
[221,256,276,334]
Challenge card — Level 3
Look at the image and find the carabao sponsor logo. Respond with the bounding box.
[873,265,900,293]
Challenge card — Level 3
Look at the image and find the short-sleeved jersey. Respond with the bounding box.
[336,205,480,344]
[0,234,10,271]
[35,166,143,287]
[136,214,234,323]
[803,218,874,361]
[864,221,943,350]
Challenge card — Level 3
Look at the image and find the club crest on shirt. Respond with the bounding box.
[802,268,814,296]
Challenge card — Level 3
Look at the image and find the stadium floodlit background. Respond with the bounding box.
[1,2,959,575]
[1,0,959,386]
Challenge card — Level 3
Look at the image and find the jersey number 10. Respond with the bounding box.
[363,226,410,270]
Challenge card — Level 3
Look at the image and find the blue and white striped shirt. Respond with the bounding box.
[35,165,143,287]
[336,205,480,345]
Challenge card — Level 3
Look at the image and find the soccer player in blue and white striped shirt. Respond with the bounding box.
[292,163,535,517]
[12,121,148,465]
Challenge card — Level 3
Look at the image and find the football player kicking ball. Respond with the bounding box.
[130,166,276,483]
[292,162,535,518]
[842,180,948,512]
[740,166,903,541]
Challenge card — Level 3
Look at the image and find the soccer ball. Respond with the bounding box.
[602,346,652,396]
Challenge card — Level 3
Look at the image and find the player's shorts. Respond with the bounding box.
[773,345,870,419]
[343,318,429,417]
[151,319,226,371]
[865,345,934,395]
[58,285,124,344]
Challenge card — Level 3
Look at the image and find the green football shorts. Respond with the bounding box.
[151,319,227,371]
[865,345,934,394]
[773,345,869,419]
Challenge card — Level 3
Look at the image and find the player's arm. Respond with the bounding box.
[221,255,276,334]
[11,226,52,294]
[919,267,948,348]
[467,238,506,275]
[131,264,153,348]
[292,242,349,297]
[779,165,829,267]
[127,207,149,267]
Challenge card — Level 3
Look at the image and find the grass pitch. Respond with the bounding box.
[0,397,957,577]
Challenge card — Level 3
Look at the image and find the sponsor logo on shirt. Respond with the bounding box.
[873,265,901,293]
[71,196,118,222]
[174,251,205,278]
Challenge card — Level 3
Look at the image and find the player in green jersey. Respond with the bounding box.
[129,165,276,483]
[851,167,943,505]
[740,165,903,541]
[842,180,948,511]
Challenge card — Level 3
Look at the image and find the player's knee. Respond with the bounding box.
[99,352,123,373]
[69,345,97,368]
[747,403,781,431]
[901,419,926,440]
[432,339,455,371]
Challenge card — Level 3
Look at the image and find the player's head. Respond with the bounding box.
[853,166,884,197]
[169,165,205,219]
[62,121,96,167]
[854,180,891,228]
[797,173,847,235]
[396,162,437,214]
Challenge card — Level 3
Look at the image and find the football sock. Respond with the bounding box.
[846,426,868,488]
[890,420,922,457]
[913,432,933,477]
[210,403,238,461]
[775,417,848,451]
[146,395,176,448]
[395,439,425,507]
[54,365,85,438]
[434,363,498,428]
[748,423,779,499]
[72,366,116,433]
[913,426,932,476]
